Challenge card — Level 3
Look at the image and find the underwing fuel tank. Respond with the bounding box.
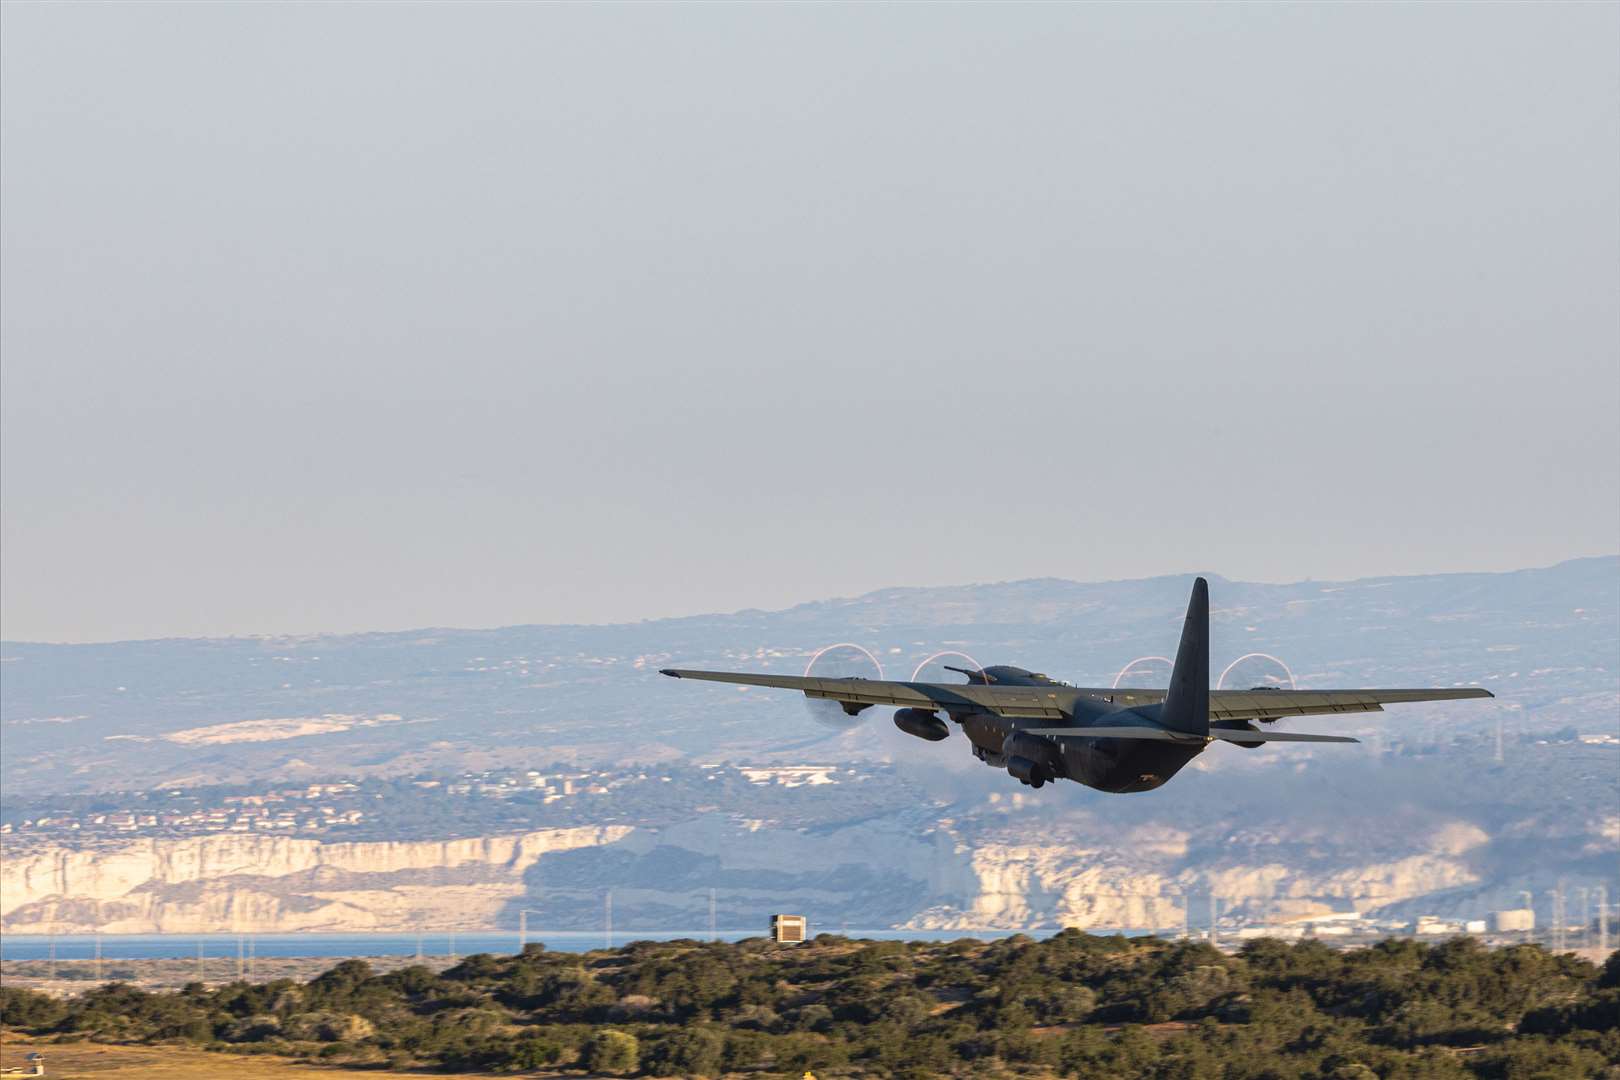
[893,708,950,741]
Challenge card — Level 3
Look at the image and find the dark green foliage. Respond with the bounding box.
[0,986,66,1029]
[643,1024,724,1076]
[4,935,1614,1077]
[582,1028,638,1074]
[503,1032,564,1070]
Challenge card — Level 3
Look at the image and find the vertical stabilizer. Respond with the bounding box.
[1158,577,1210,736]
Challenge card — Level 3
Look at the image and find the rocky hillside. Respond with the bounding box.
[4,740,1613,934]
[1,827,627,934]
[2,558,1614,935]
[0,817,1498,935]
[2,558,1614,797]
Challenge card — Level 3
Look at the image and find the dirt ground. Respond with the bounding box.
[0,1038,746,1080]
[0,1036,378,1078]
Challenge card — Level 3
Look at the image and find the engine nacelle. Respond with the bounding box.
[1002,732,1056,767]
[894,708,950,742]
[1002,731,1062,785]
[1006,755,1042,784]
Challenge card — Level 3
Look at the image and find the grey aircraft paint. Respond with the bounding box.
[662,578,1492,795]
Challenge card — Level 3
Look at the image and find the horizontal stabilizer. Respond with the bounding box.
[1024,726,1359,744]
[1207,728,1359,743]
[1025,726,1199,741]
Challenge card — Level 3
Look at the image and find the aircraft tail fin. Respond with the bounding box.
[1157,577,1210,736]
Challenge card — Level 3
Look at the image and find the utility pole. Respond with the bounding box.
[1579,888,1590,949]
[237,933,245,980]
[195,940,205,982]
[94,934,102,982]
[248,934,256,979]
[448,931,456,962]
[518,909,544,951]
[709,889,717,943]
[1209,893,1219,946]
[1597,885,1609,954]
[604,890,614,950]
[47,933,56,981]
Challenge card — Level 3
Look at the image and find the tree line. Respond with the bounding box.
[2,931,1616,1077]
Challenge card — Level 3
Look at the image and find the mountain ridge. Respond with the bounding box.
[4,554,1611,648]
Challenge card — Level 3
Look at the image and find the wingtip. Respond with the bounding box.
[659,668,681,678]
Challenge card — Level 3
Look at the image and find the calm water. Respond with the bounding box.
[0,928,1134,962]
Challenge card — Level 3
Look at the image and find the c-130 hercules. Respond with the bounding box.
[662,578,1492,794]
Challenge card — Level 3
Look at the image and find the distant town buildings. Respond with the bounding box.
[739,766,840,787]
[0,763,849,847]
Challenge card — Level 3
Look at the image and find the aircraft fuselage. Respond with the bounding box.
[955,667,1204,793]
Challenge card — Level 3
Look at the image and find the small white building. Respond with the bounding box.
[1492,908,1535,933]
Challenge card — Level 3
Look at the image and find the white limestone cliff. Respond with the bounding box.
[1,827,631,933]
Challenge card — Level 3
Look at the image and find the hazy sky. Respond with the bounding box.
[3,2,1617,642]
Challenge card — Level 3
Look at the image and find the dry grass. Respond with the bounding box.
[0,1037,384,1079]
[1,956,462,997]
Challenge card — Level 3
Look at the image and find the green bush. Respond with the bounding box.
[645,1025,724,1077]
[0,986,67,1030]
[503,1033,564,1070]
[582,1028,639,1075]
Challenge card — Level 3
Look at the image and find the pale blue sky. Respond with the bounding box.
[3,2,1616,642]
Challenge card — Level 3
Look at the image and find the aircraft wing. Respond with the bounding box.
[1205,687,1491,721]
[660,670,1491,723]
[1025,726,1360,744]
[1088,686,1490,720]
[659,669,1074,719]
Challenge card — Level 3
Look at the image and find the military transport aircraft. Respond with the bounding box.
[661,578,1492,794]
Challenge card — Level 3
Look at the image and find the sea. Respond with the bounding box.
[0,927,1144,963]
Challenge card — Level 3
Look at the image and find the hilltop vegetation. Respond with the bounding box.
[3,933,1617,1078]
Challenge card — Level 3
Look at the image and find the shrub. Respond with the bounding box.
[582,1029,639,1075]
[645,1026,724,1077]
[503,1034,564,1070]
[0,986,67,1030]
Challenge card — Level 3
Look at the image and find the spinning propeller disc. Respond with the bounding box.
[801,642,884,729]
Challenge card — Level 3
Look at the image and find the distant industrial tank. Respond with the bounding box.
[1491,908,1535,932]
